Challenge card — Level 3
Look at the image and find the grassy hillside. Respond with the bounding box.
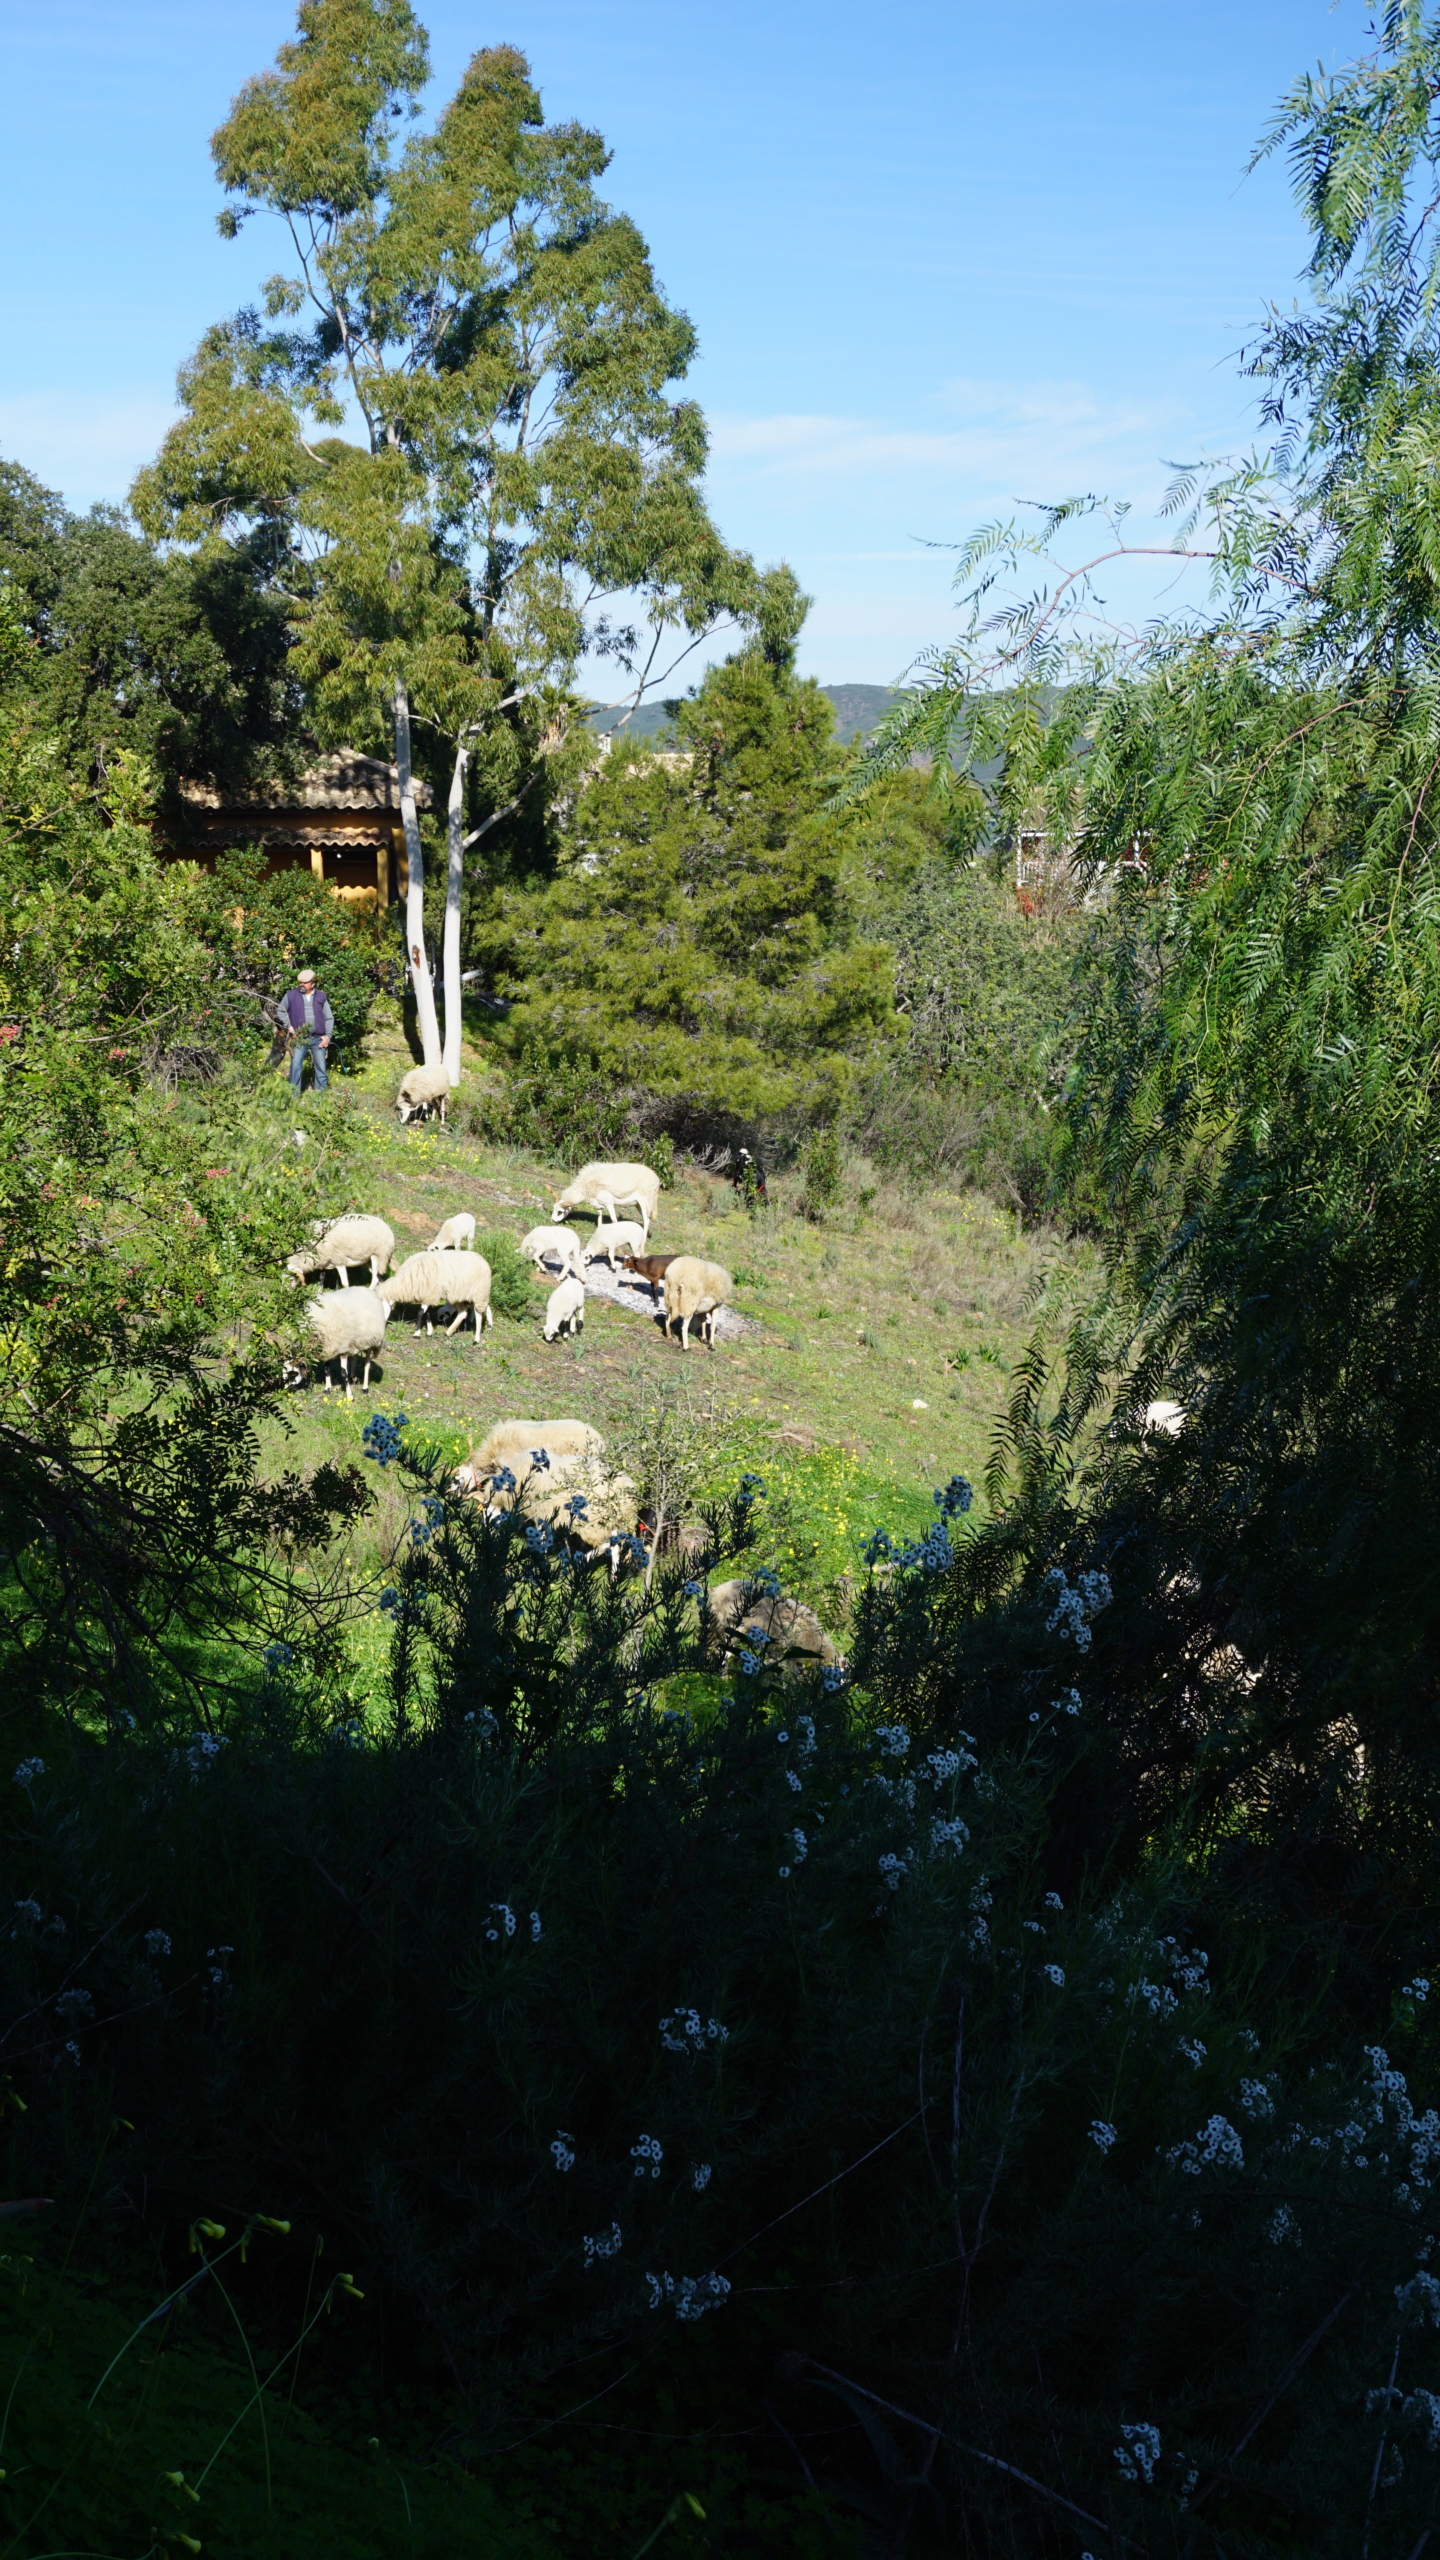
[281,998,1077,1625]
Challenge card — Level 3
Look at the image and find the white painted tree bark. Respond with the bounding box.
[443,739,466,1088]
[393,679,442,1069]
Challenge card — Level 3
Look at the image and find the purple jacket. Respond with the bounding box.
[284,985,333,1038]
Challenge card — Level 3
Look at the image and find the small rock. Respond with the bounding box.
[911,1398,928,1410]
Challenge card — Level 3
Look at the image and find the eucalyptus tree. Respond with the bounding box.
[135,1,760,1077]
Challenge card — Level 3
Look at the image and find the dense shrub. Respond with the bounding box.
[473,647,898,1123]
[8,1444,1440,2551]
[845,857,1080,1211]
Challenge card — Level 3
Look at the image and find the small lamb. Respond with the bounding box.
[305,1286,392,1400]
[581,1220,649,1271]
[662,1255,732,1351]
[551,1160,660,1236]
[396,1062,454,1127]
[286,1215,395,1289]
[542,1274,586,1341]
[520,1224,585,1276]
[379,1249,493,1339]
[430,1213,477,1252]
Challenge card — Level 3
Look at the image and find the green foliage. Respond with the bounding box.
[0,709,375,1717]
[474,1226,533,1322]
[478,646,897,1119]
[799,1122,841,1220]
[136,3,763,842]
[0,2252,554,2558]
[835,4,1440,1937]
[464,1045,635,1162]
[181,845,381,1062]
[847,855,1078,1209]
[11,1452,1440,2551]
[0,456,301,814]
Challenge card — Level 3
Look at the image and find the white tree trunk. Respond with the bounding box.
[443,739,466,1088]
[394,679,442,1069]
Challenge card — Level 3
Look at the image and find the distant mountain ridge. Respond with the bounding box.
[585,683,902,745]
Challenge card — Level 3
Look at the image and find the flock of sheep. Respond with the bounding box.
[283,1144,838,1661]
[285,1158,735,1398]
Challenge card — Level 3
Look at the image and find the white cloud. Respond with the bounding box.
[706,375,1208,511]
[0,392,179,511]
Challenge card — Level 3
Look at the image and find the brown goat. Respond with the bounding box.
[616,1250,680,1305]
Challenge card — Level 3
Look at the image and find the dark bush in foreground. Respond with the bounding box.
[6,1450,1440,2552]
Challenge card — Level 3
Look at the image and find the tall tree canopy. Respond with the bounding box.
[0,459,301,815]
[478,592,900,1120]
[134,0,764,1075]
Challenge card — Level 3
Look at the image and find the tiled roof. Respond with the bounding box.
[179,750,433,813]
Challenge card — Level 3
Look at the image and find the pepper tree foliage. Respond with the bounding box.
[845,2,1440,1901]
[0,658,370,1720]
[131,0,768,924]
[475,591,903,1121]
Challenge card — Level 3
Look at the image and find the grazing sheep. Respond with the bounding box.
[542,1274,586,1341]
[285,1215,395,1290]
[615,1250,679,1305]
[705,1580,840,1676]
[1143,1400,1187,1437]
[661,1255,732,1351]
[379,1249,493,1338]
[551,1160,661,1236]
[456,1443,640,1577]
[305,1286,392,1400]
[457,1418,605,1493]
[520,1225,585,1276]
[396,1062,454,1126]
[581,1220,650,1272]
[430,1212,477,1252]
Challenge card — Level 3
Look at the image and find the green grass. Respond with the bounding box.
[271,996,1085,1645]
[0,2250,556,2560]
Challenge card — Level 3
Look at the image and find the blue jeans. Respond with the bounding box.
[289,1034,329,1093]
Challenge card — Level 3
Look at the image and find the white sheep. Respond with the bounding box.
[379,1249,493,1339]
[459,1418,604,1487]
[662,1255,732,1351]
[305,1286,392,1400]
[705,1580,840,1676]
[396,1062,454,1126]
[551,1160,660,1236]
[542,1274,586,1341]
[581,1220,650,1271]
[519,1224,585,1277]
[285,1215,395,1290]
[430,1212,477,1252]
[457,1418,605,1493]
[519,1459,641,1575]
[1143,1400,1187,1437]
[456,1443,639,1576]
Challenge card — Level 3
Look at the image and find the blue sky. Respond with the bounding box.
[3,0,1366,687]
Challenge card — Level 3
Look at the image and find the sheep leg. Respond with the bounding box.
[483,1304,493,1330]
[680,1313,691,1352]
[360,1358,373,1391]
[341,1354,354,1403]
[445,1307,469,1336]
[338,1265,350,1287]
